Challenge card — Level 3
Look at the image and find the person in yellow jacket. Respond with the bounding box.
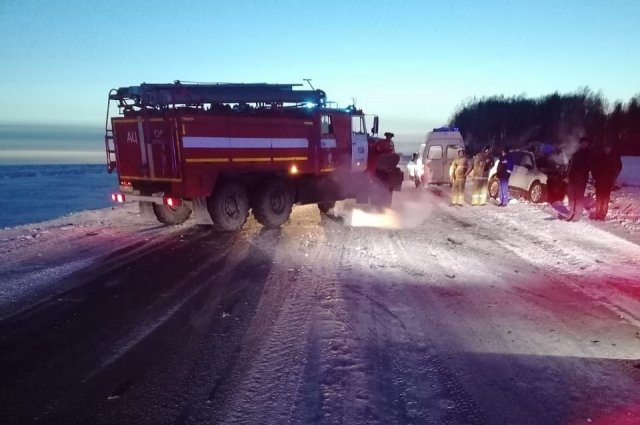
[466,146,493,206]
[449,149,469,206]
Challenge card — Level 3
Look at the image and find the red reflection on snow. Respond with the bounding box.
[567,399,640,424]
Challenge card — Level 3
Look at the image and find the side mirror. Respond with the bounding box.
[372,116,379,135]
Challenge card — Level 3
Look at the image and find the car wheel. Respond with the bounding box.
[488,177,499,199]
[529,181,547,203]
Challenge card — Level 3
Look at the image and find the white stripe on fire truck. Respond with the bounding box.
[182,137,309,149]
[320,138,336,149]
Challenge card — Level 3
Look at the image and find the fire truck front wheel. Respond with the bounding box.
[371,188,393,208]
[252,178,293,229]
[318,201,336,214]
[207,182,250,232]
[152,203,192,225]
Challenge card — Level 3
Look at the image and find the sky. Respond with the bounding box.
[0,0,638,158]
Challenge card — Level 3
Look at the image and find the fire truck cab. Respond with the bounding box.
[105,82,403,231]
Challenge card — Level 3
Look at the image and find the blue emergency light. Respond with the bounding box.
[433,127,459,132]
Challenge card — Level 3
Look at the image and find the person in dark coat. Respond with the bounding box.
[565,136,592,221]
[591,143,622,221]
[496,148,513,206]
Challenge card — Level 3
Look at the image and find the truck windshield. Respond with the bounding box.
[364,114,378,135]
[352,115,366,134]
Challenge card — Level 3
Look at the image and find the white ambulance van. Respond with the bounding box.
[416,127,466,185]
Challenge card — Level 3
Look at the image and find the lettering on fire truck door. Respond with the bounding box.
[112,119,146,178]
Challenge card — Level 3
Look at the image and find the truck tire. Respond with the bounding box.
[371,188,393,208]
[488,177,499,199]
[318,201,336,214]
[529,181,547,203]
[152,203,192,225]
[207,182,249,232]
[252,178,293,228]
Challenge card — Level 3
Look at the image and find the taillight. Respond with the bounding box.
[111,193,125,203]
[163,197,182,207]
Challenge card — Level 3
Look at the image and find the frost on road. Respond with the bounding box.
[1,185,640,425]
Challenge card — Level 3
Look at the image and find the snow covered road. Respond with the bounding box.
[1,185,639,425]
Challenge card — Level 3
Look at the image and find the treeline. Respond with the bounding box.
[449,88,640,155]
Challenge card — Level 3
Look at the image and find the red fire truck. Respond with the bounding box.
[105,82,403,231]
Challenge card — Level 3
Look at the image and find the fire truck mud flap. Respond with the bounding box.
[192,197,214,225]
[139,201,156,219]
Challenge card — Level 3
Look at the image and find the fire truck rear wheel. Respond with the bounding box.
[152,204,192,225]
[252,178,293,228]
[207,182,250,232]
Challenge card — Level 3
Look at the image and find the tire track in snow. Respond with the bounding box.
[327,228,487,424]
[477,207,640,328]
[30,232,243,423]
[201,223,345,425]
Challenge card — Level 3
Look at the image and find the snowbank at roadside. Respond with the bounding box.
[607,187,640,231]
[523,156,640,232]
[606,156,640,230]
[618,156,640,188]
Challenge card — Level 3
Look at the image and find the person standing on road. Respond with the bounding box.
[407,152,421,189]
[496,148,513,207]
[449,149,469,206]
[591,142,622,221]
[565,136,592,221]
[467,145,493,206]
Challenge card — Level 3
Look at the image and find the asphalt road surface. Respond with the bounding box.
[1,186,639,425]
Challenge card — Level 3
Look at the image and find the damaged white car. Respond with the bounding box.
[488,149,567,203]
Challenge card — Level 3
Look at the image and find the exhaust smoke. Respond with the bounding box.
[332,195,433,230]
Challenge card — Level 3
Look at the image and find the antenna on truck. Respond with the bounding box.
[303,79,315,90]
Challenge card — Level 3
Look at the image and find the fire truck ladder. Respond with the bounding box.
[109,81,327,108]
[104,89,117,173]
